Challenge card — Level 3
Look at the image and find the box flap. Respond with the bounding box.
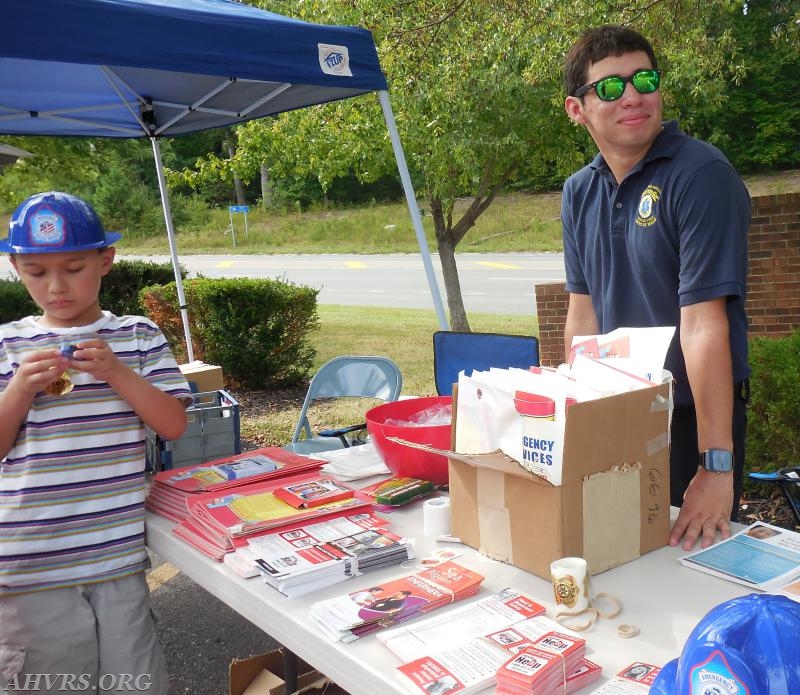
[387,437,551,484]
[230,652,283,695]
[243,670,285,695]
[561,382,670,484]
[229,650,320,695]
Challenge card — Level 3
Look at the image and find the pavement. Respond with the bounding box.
[147,551,278,694]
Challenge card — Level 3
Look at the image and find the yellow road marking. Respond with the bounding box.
[147,561,179,592]
[475,261,522,270]
[346,261,367,269]
[217,261,235,268]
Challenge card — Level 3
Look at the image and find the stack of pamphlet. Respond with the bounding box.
[493,631,587,694]
[394,616,595,695]
[145,447,325,522]
[312,441,391,481]
[168,472,373,561]
[378,588,547,660]
[309,560,485,643]
[247,515,414,598]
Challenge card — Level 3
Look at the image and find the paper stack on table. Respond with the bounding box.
[494,631,588,695]
[309,560,485,643]
[246,516,414,598]
[145,447,325,522]
[394,616,595,695]
[312,441,391,480]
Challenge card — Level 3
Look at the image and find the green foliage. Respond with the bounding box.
[0,279,37,323]
[0,258,180,323]
[746,331,800,476]
[140,278,320,388]
[685,0,800,173]
[100,258,187,316]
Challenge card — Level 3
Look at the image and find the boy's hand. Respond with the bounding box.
[67,339,125,381]
[12,349,72,397]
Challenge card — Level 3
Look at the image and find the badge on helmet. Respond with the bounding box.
[650,593,800,695]
[0,191,121,253]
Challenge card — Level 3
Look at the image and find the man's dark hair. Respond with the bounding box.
[564,25,658,97]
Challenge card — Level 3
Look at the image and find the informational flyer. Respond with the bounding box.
[680,522,800,591]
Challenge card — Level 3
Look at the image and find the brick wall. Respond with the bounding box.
[747,192,800,336]
[534,191,800,367]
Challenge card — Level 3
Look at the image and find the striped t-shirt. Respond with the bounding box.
[0,311,192,594]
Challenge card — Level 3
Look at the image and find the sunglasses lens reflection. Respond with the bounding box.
[594,70,660,101]
[597,78,625,100]
[632,70,660,94]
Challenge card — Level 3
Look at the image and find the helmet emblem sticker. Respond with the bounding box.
[689,651,749,695]
[29,208,66,247]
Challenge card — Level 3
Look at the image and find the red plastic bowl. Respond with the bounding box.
[365,396,452,485]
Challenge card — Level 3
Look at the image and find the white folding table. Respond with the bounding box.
[145,504,749,695]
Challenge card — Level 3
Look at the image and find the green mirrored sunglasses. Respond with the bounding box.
[574,69,661,101]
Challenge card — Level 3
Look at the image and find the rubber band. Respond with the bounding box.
[591,592,622,620]
[555,607,597,632]
[617,623,640,638]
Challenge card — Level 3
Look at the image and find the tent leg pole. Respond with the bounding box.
[378,91,449,330]
[150,137,195,363]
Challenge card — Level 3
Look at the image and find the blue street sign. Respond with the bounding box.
[229,205,249,213]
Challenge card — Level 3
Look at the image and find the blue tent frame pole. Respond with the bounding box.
[151,136,196,363]
[378,91,449,330]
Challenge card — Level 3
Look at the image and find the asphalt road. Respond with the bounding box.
[121,252,566,316]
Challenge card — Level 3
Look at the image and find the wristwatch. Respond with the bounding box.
[699,449,734,473]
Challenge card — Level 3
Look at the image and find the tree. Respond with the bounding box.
[682,0,800,173]
[227,0,743,330]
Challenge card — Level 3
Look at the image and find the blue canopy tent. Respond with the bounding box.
[0,0,448,360]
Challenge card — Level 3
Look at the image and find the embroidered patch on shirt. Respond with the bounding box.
[636,185,661,228]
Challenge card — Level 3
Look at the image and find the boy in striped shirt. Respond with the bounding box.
[0,192,191,693]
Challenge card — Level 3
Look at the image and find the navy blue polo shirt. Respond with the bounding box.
[562,121,750,406]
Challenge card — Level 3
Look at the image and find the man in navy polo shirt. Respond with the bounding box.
[561,25,750,551]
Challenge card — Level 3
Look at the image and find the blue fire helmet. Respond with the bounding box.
[0,191,121,254]
[650,593,800,695]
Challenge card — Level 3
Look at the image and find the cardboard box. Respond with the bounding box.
[229,649,324,695]
[446,381,672,580]
[179,361,224,393]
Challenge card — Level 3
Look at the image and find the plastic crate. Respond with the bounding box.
[146,389,241,471]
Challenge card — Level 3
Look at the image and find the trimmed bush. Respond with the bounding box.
[141,277,319,388]
[0,259,183,324]
[101,258,187,316]
[0,279,37,323]
[746,330,800,476]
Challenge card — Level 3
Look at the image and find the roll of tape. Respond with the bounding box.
[423,497,451,537]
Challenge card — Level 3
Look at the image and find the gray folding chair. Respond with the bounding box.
[283,355,403,455]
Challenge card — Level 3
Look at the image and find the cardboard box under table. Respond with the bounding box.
[446,381,672,580]
[229,649,323,695]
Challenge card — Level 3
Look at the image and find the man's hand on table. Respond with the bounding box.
[669,469,734,550]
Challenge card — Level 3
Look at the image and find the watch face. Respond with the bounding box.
[703,450,734,473]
